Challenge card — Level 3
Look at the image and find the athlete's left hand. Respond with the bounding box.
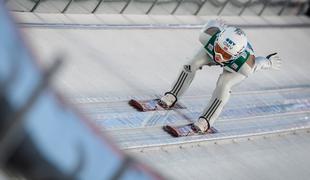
[266,52,282,70]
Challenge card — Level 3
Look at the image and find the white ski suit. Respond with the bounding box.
[165,20,280,130]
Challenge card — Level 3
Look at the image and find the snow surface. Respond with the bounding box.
[16,13,310,180]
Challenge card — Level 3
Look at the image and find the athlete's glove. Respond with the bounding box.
[266,52,282,70]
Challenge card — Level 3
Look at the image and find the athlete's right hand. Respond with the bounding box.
[266,52,282,70]
[215,18,228,30]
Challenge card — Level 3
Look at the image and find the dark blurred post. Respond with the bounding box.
[306,0,310,16]
[0,3,162,180]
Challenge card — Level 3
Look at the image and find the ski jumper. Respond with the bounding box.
[166,23,256,126]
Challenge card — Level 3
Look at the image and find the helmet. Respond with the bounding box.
[214,27,247,62]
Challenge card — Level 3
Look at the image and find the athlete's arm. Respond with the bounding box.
[199,20,226,45]
[230,42,255,77]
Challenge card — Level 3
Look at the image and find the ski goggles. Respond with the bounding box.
[214,43,233,62]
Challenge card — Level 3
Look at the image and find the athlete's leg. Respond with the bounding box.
[194,70,246,132]
[170,48,211,97]
[160,47,212,107]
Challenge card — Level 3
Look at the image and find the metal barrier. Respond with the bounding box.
[6,0,310,15]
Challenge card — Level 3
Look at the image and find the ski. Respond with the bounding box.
[163,123,218,137]
[129,99,186,112]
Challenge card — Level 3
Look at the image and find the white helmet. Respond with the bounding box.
[214,27,247,62]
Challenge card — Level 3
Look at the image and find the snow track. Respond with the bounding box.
[73,87,310,149]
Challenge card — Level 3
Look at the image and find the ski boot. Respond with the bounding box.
[192,117,210,133]
[158,92,177,108]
